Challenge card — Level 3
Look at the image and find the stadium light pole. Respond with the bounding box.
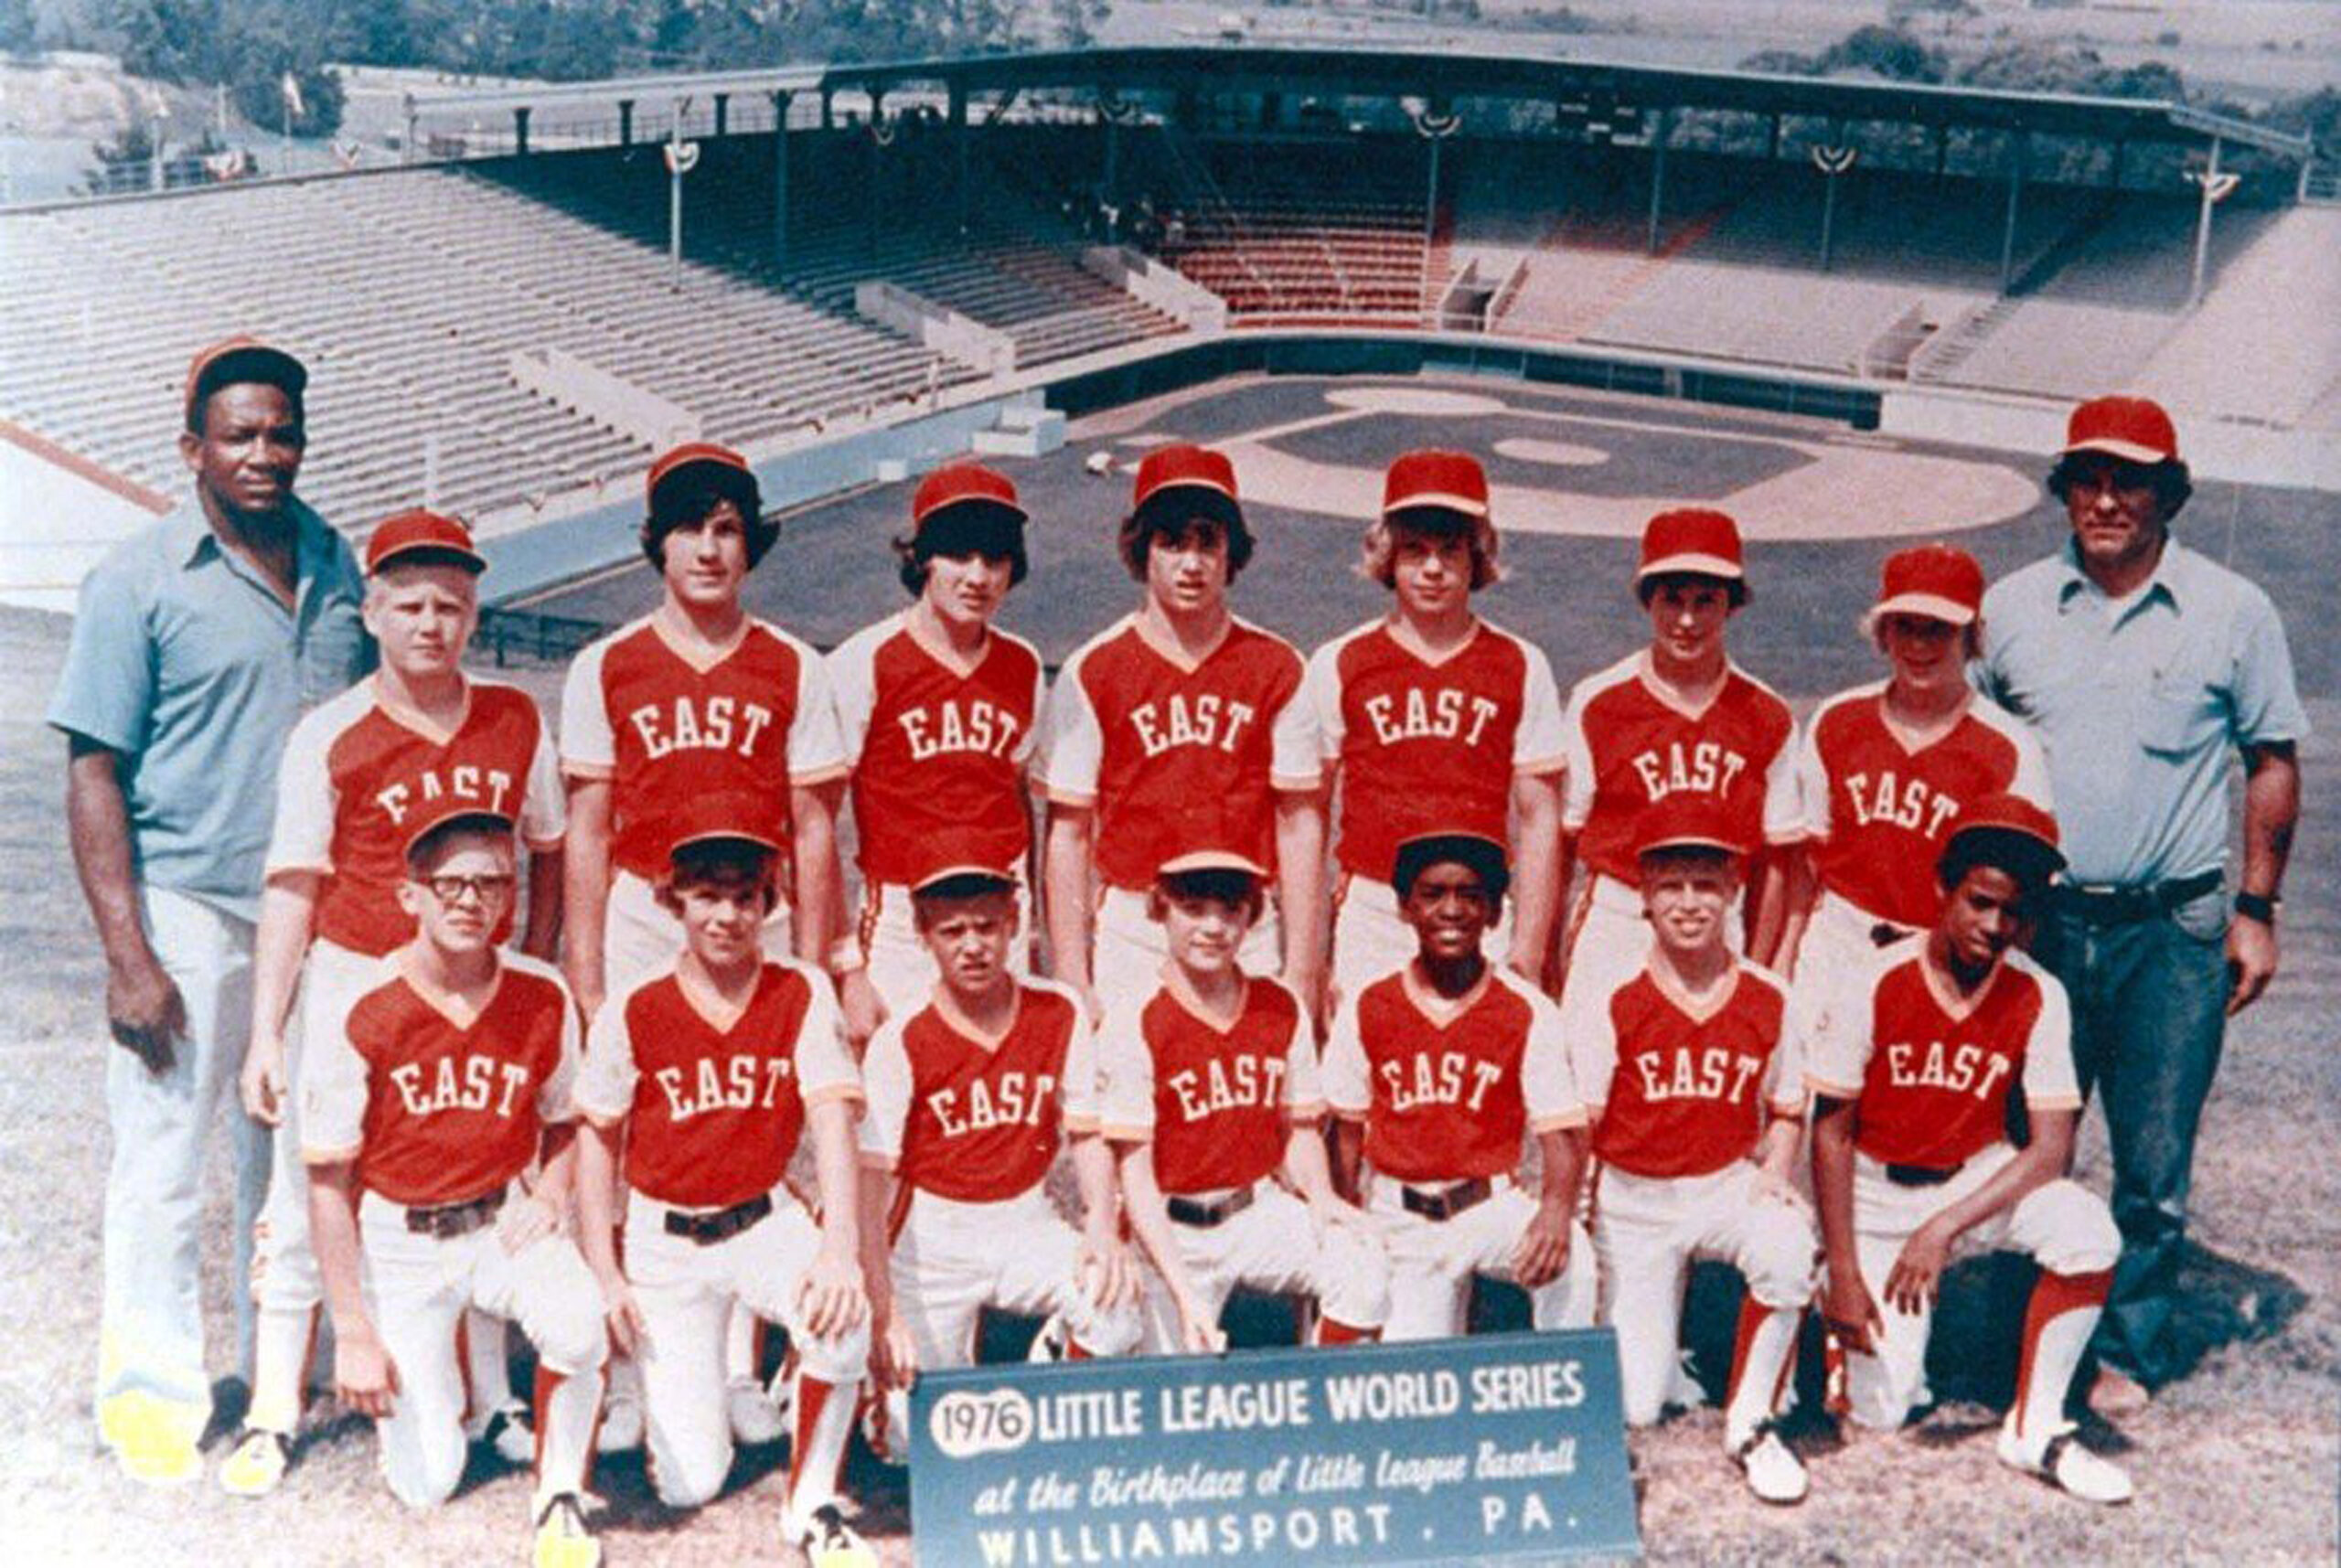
[2187,134,2230,309]
[667,99,699,293]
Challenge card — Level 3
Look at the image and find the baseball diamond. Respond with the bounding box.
[2,31,2336,1568]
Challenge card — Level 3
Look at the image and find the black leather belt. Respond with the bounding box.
[1401,1177,1492,1221]
[1166,1186,1256,1229]
[406,1188,506,1238]
[1884,1161,1963,1189]
[2057,869,2221,926]
[665,1192,774,1245]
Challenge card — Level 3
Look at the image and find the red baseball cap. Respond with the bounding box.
[401,798,516,862]
[1383,449,1490,518]
[913,462,1025,534]
[2060,396,2179,465]
[906,827,1020,897]
[647,442,758,509]
[1637,508,1745,585]
[1951,794,2060,850]
[1157,847,1268,880]
[185,336,305,426]
[365,508,486,576]
[662,791,785,860]
[1631,795,1749,859]
[1132,444,1239,516]
[1941,793,2065,885]
[1391,829,1509,897]
[1866,544,1983,629]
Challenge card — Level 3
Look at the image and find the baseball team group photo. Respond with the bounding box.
[1,6,2336,1564]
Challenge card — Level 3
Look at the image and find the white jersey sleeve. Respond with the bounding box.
[1792,706,1833,844]
[1560,973,1619,1115]
[858,1018,912,1163]
[296,980,372,1163]
[1761,717,1803,845]
[1036,644,1105,805]
[1513,639,1567,774]
[1061,996,1102,1131]
[265,699,345,877]
[518,696,567,849]
[825,623,883,772]
[1320,994,1369,1116]
[2016,958,2081,1114]
[1516,980,1587,1132]
[559,635,615,779]
[1303,638,1346,764]
[786,958,863,1106]
[574,991,641,1126]
[1560,679,1598,829]
[1269,674,1322,792]
[1096,996,1157,1141]
[1276,980,1325,1115]
[783,631,849,785]
[1801,952,1882,1100]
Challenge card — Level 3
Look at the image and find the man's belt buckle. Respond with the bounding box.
[665,1192,774,1246]
[1167,1184,1256,1229]
[1883,1161,1962,1189]
[1402,1177,1491,1221]
[406,1188,505,1238]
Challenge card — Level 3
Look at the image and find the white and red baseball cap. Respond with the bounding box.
[1865,543,1983,630]
[400,797,516,862]
[1132,443,1240,522]
[662,790,786,861]
[1383,449,1490,518]
[1636,507,1745,586]
[1157,846,1268,880]
[2060,396,2180,465]
[647,441,759,514]
[907,827,1020,898]
[365,507,486,576]
[1631,795,1749,860]
[912,461,1026,536]
[1940,792,2066,886]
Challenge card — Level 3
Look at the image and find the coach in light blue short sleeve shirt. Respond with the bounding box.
[47,497,372,922]
[1977,537,2308,885]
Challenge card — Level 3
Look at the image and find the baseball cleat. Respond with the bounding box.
[473,1399,536,1467]
[594,1391,644,1456]
[1027,1313,1071,1364]
[1728,1424,1809,1506]
[218,1426,294,1498]
[531,1490,602,1568]
[100,1391,202,1488]
[1997,1424,2133,1506]
[792,1503,878,1567]
[727,1375,787,1446]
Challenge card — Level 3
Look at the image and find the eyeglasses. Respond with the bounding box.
[419,872,517,905]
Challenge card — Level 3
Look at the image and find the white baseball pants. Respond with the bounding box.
[356,1189,605,1510]
[1138,1183,1391,1351]
[1843,1145,2119,1449]
[889,1187,1144,1369]
[1593,1162,1817,1438]
[1367,1174,1596,1341]
[623,1188,869,1513]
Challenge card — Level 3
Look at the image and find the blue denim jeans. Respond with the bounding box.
[2032,888,2229,1387]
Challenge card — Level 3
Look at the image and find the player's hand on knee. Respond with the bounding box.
[798,1248,870,1339]
[838,968,889,1048]
[336,1322,400,1418]
[496,1191,560,1255]
[1511,1198,1573,1288]
[597,1272,647,1356]
[1883,1219,1951,1316]
[107,952,186,1076]
[239,1029,288,1125]
[1821,1265,1884,1355]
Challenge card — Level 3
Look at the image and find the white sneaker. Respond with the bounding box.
[727,1376,787,1446]
[595,1392,644,1456]
[1729,1424,1809,1506]
[1027,1313,1070,1363]
[1998,1422,2133,1505]
[470,1399,534,1467]
[789,1502,877,1567]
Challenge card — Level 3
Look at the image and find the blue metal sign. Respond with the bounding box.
[908,1328,1640,1565]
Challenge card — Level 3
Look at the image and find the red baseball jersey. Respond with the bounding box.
[1305,618,1566,882]
[1097,975,1322,1194]
[299,953,578,1208]
[268,677,564,955]
[828,612,1044,887]
[576,957,860,1211]
[1795,684,2053,928]
[1037,614,1318,891]
[560,613,846,880]
[1566,958,1803,1179]
[1805,942,2080,1170]
[1322,967,1583,1183]
[860,978,1097,1202]
[1561,654,1800,886]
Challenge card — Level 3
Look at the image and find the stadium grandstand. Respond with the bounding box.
[3,43,2333,602]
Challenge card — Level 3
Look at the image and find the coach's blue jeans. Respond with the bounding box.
[2033,888,2229,1388]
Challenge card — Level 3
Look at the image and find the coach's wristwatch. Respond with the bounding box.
[2232,891,2281,925]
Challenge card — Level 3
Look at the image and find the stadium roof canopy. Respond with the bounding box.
[403,43,2312,159]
